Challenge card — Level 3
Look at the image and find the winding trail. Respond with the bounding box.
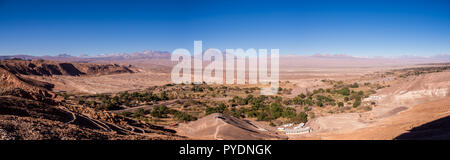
[213,119,226,140]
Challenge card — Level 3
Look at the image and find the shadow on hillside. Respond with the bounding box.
[59,63,85,76]
[394,116,450,140]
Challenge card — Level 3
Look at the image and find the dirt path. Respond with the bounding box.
[214,122,227,140]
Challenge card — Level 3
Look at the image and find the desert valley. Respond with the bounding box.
[1,52,449,140]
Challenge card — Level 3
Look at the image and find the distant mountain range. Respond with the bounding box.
[0,51,171,62]
[1,52,449,66]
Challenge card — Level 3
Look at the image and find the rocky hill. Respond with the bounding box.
[0,59,136,76]
[0,67,55,103]
[177,113,286,140]
[0,60,183,140]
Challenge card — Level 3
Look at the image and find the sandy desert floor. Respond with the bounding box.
[291,98,450,140]
[26,71,170,94]
[290,71,450,139]
[20,60,450,140]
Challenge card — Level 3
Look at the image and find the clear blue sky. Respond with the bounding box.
[0,0,449,57]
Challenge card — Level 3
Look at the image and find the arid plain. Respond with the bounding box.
[1,53,449,140]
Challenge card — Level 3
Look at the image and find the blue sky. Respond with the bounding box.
[0,0,449,57]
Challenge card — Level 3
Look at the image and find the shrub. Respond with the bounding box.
[160,92,169,100]
[229,108,245,118]
[205,103,227,115]
[248,95,265,106]
[358,91,364,96]
[282,107,297,119]
[338,102,344,107]
[304,106,311,112]
[151,105,170,118]
[304,99,313,106]
[350,83,359,88]
[231,96,249,105]
[246,110,259,118]
[269,103,284,119]
[293,97,303,105]
[344,97,349,102]
[120,111,132,117]
[299,93,306,99]
[336,87,350,96]
[291,112,308,123]
[173,111,197,122]
[192,85,204,92]
[78,100,85,105]
[316,101,323,107]
[353,99,361,108]
[133,108,145,118]
[257,112,271,121]
[61,92,69,99]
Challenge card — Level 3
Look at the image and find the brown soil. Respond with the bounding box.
[294,98,450,140]
[0,64,184,140]
[0,67,55,103]
[2,55,450,140]
[290,71,450,140]
[177,113,287,140]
